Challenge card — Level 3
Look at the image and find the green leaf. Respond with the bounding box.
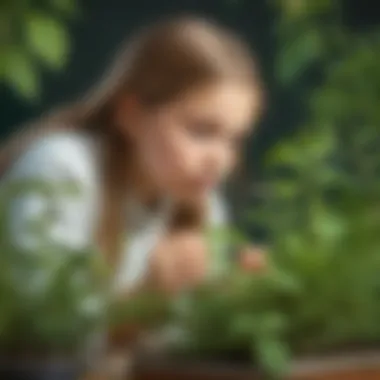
[5,178,82,199]
[231,314,259,337]
[277,29,323,84]
[310,202,346,242]
[0,51,7,79]
[298,129,336,161]
[277,0,307,18]
[59,179,83,197]
[266,141,301,167]
[273,180,299,198]
[277,0,334,19]
[50,0,78,16]
[267,128,336,171]
[255,338,291,378]
[25,13,70,69]
[3,48,40,100]
[256,313,288,336]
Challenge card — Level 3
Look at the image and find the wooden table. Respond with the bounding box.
[82,348,380,380]
[132,350,380,380]
[82,349,133,380]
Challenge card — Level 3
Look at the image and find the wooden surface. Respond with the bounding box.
[82,349,133,380]
[134,367,380,380]
[82,349,380,379]
[291,350,380,380]
[293,369,380,380]
[133,350,380,380]
[82,374,109,380]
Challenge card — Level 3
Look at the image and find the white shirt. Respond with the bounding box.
[3,131,228,291]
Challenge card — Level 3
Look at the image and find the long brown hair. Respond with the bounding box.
[0,16,263,265]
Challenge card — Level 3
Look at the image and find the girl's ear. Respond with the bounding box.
[114,94,143,138]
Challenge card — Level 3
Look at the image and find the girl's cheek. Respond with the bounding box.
[224,153,236,178]
[168,133,198,169]
[148,130,178,168]
[154,142,188,184]
[147,128,200,186]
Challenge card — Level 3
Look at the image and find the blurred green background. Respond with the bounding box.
[1,0,379,240]
[1,2,380,376]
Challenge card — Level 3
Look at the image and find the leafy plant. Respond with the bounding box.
[157,1,380,378]
[0,177,174,357]
[1,0,78,100]
[0,178,109,356]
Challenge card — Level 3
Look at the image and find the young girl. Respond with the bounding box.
[1,16,264,325]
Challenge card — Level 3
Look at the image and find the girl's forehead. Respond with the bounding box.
[172,82,257,128]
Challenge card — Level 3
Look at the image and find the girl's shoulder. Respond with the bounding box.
[4,131,101,252]
[6,130,99,185]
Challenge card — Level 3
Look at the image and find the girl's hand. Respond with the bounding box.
[109,232,207,348]
[238,245,267,272]
[148,231,208,294]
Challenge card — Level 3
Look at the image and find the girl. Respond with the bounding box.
[1,16,264,337]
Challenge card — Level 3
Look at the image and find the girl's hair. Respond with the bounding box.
[0,16,264,265]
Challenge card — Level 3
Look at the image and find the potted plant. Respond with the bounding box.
[0,179,110,380]
[0,178,176,380]
[132,190,380,379]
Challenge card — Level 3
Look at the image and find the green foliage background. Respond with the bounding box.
[167,1,380,378]
[1,0,78,100]
[1,0,379,377]
[0,179,109,354]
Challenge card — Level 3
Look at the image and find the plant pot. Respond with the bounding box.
[132,349,380,380]
[0,357,84,380]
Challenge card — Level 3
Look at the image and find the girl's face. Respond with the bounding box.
[122,82,257,202]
